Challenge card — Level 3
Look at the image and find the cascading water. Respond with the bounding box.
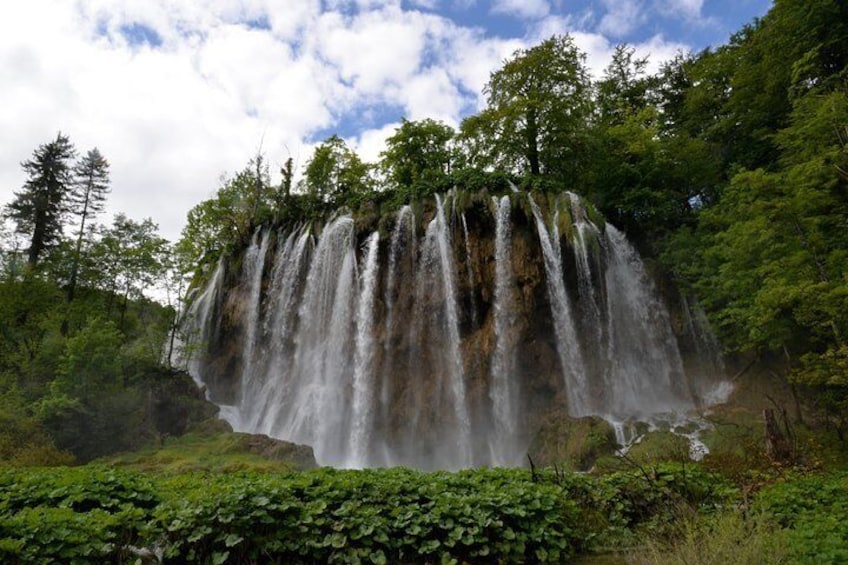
[528,195,590,415]
[181,258,224,387]
[349,232,380,467]
[568,193,605,377]
[237,230,272,420]
[274,216,358,465]
[185,191,723,469]
[252,229,311,434]
[376,205,414,465]
[411,194,472,468]
[489,195,521,466]
[601,224,691,418]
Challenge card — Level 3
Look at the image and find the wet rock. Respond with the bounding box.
[234,433,318,469]
[527,411,617,470]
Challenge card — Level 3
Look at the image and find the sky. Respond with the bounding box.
[0,0,772,242]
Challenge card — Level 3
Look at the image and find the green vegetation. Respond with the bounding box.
[0,131,216,465]
[528,413,618,471]
[0,269,214,464]
[1,462,843,564]
[0,463,728,564]
[0,458,843,564]
[635,471,848,565]
[102,426,316,474]
[0,0,846,562]
[635,510,792,565]
[754,472,848,564]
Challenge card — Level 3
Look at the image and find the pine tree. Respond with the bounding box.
[6,133,76,267]
[66,148,110,304]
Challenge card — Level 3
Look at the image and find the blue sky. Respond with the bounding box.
[0,0,772,242]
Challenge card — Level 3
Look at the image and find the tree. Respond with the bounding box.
[683,89,848,362]
[647,0,848,439]
[595,44,652,126]
[92,215,169,331]
[6,133,76,267]
[303,135,372,202]
[274,156,295,223]
[588,47,722,248]
[160,247,194,369]
[380,118,456,193]
[178,155,275,268]
[468,35,592,183]
[66,148,110,306]
[722,0,848,170]
[0,217,27,280]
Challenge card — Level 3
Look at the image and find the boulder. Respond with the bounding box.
[527,411,617,470]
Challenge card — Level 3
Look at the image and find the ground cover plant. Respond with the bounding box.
[0,463,740,564]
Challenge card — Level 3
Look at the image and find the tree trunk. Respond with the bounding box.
[525,107,540,176]
[28,216,47,266]
[763,408,791,461]
[119,288,130,333]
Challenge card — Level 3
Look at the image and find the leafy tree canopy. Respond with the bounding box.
[468,34,593,184]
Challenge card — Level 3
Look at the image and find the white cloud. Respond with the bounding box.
[409,0,441,9]
[597,0,646,38]
[0,1,313,241]
[491,0,550,20]
[312,8,427,95]
[631,34,689,74]
[0,0,704,245]
[443,30,525,109]
[265,0,323,40]
[401,67,463,123]
[529,15,687,78]
[350,122,401,163]
[655,0,704,20]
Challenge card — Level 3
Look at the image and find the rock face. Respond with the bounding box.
[180,189,724,470]
[237,433,318,469]
[147,369,220,437]
[527,411,617,471]
[188,418,318,469]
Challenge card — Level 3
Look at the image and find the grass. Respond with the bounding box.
[99,430,306,474]
[632,509,791,565]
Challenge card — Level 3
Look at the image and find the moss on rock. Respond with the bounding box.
[528,411,617,470]
[625,431,691,465]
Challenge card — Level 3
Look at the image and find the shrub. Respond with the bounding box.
[754,472,848,564]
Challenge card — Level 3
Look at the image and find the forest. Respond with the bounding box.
[0,0,846,562]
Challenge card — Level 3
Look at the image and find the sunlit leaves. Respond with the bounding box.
[467,35,592,181]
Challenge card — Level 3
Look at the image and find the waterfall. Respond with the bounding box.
[602,224,691,418]
[248,229,311,434]
[185,190,722,470]
[528,195,590,415]
[237,230,272,418]
[382,206,412,349]
[415,194,472,468]
[349,231,380,467]
[489,195,520,466]
[276,216,358,466]
[379,205,414,452]
[682,295,732,405]
[180,258,224,386]
[568,194,604,351]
